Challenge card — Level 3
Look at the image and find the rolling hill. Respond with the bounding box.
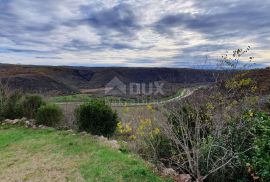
[0,64,220,96]
[1,63,268,97]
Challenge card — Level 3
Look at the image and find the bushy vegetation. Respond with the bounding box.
[0,83,65,128]
[0,82,24,120]
[76,99,118,137]
[0,91,24,120]
[242,112,270,181]
[1,91,51,121]
[162,104,254,181]
[21,95,45,119]
[114,48,270,182]
[36,104,63,127]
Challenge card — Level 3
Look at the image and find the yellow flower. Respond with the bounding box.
[138,130,145,137]
[129,135,137,140]
[206,102,214,110]
[153,128,160,135]
[117,122,123,133]
[146,104,153,111]
[125,123,132,133]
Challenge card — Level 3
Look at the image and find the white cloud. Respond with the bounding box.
[0,0,269,68]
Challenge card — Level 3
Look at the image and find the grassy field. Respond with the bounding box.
[48,94,93,103]
[0,125,169,182]
[48,89,185,104]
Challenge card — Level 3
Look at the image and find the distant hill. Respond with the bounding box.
[0,63,229,96]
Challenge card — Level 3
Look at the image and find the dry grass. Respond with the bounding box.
[0,139,84,182]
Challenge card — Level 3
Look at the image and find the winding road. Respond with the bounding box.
[110,87,197,107]
[56,87,200,107]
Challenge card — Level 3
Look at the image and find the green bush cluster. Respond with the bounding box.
[1,86,118,135]
[0,93,46,121]
[242,112,270,181]
[0,89,63,127]
[0,91,24,119]
[36,104,63,127]
[21,95,45,119]
[75,99,118,137]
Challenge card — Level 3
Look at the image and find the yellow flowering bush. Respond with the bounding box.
[117,121,132,134]
[116,118,161,141]
[146,104,154,111]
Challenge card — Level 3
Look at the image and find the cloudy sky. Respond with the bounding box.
[0,0,270,68]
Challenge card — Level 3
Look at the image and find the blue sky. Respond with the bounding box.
[0,0,270,68]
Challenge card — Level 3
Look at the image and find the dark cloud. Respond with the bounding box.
[62,38,153,52]
[72,4,140,35]
[155,0,270,42]
[0,1,57,36]
[181,44,233,53]
[63,39,97,51]
[62,39,134,51]
[0,0,269,67]
[36,56,63,59]
[0,48,50,54]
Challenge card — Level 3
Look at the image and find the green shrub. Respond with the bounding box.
[1,91,24,119]
[36,104,63,127]
[242,112,270,181]
[75,100,118,137]
[266,99,270,111]
[22,95,45,119]
[0,85,7,120]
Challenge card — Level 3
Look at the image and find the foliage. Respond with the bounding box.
[266,99,270,111]
[0,82,9,120]
[116,105,169,165]
[157,102,269,182]
[154,102,260,182]
[0,82,24,120]
[221,74,258,99]
[1,91,24,119]
[242,112,270,181]
[75,99,118,137]
[36,104,63,127]
[217,47,258,100]
[21,95,45,119]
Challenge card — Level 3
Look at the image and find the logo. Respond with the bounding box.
[105,77,164,96]
[105,77,126,95]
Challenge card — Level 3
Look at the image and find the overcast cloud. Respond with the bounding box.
[0,0,269,68]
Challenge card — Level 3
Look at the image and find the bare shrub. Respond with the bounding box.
[159,101,255,181]
[58,102,78,129]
